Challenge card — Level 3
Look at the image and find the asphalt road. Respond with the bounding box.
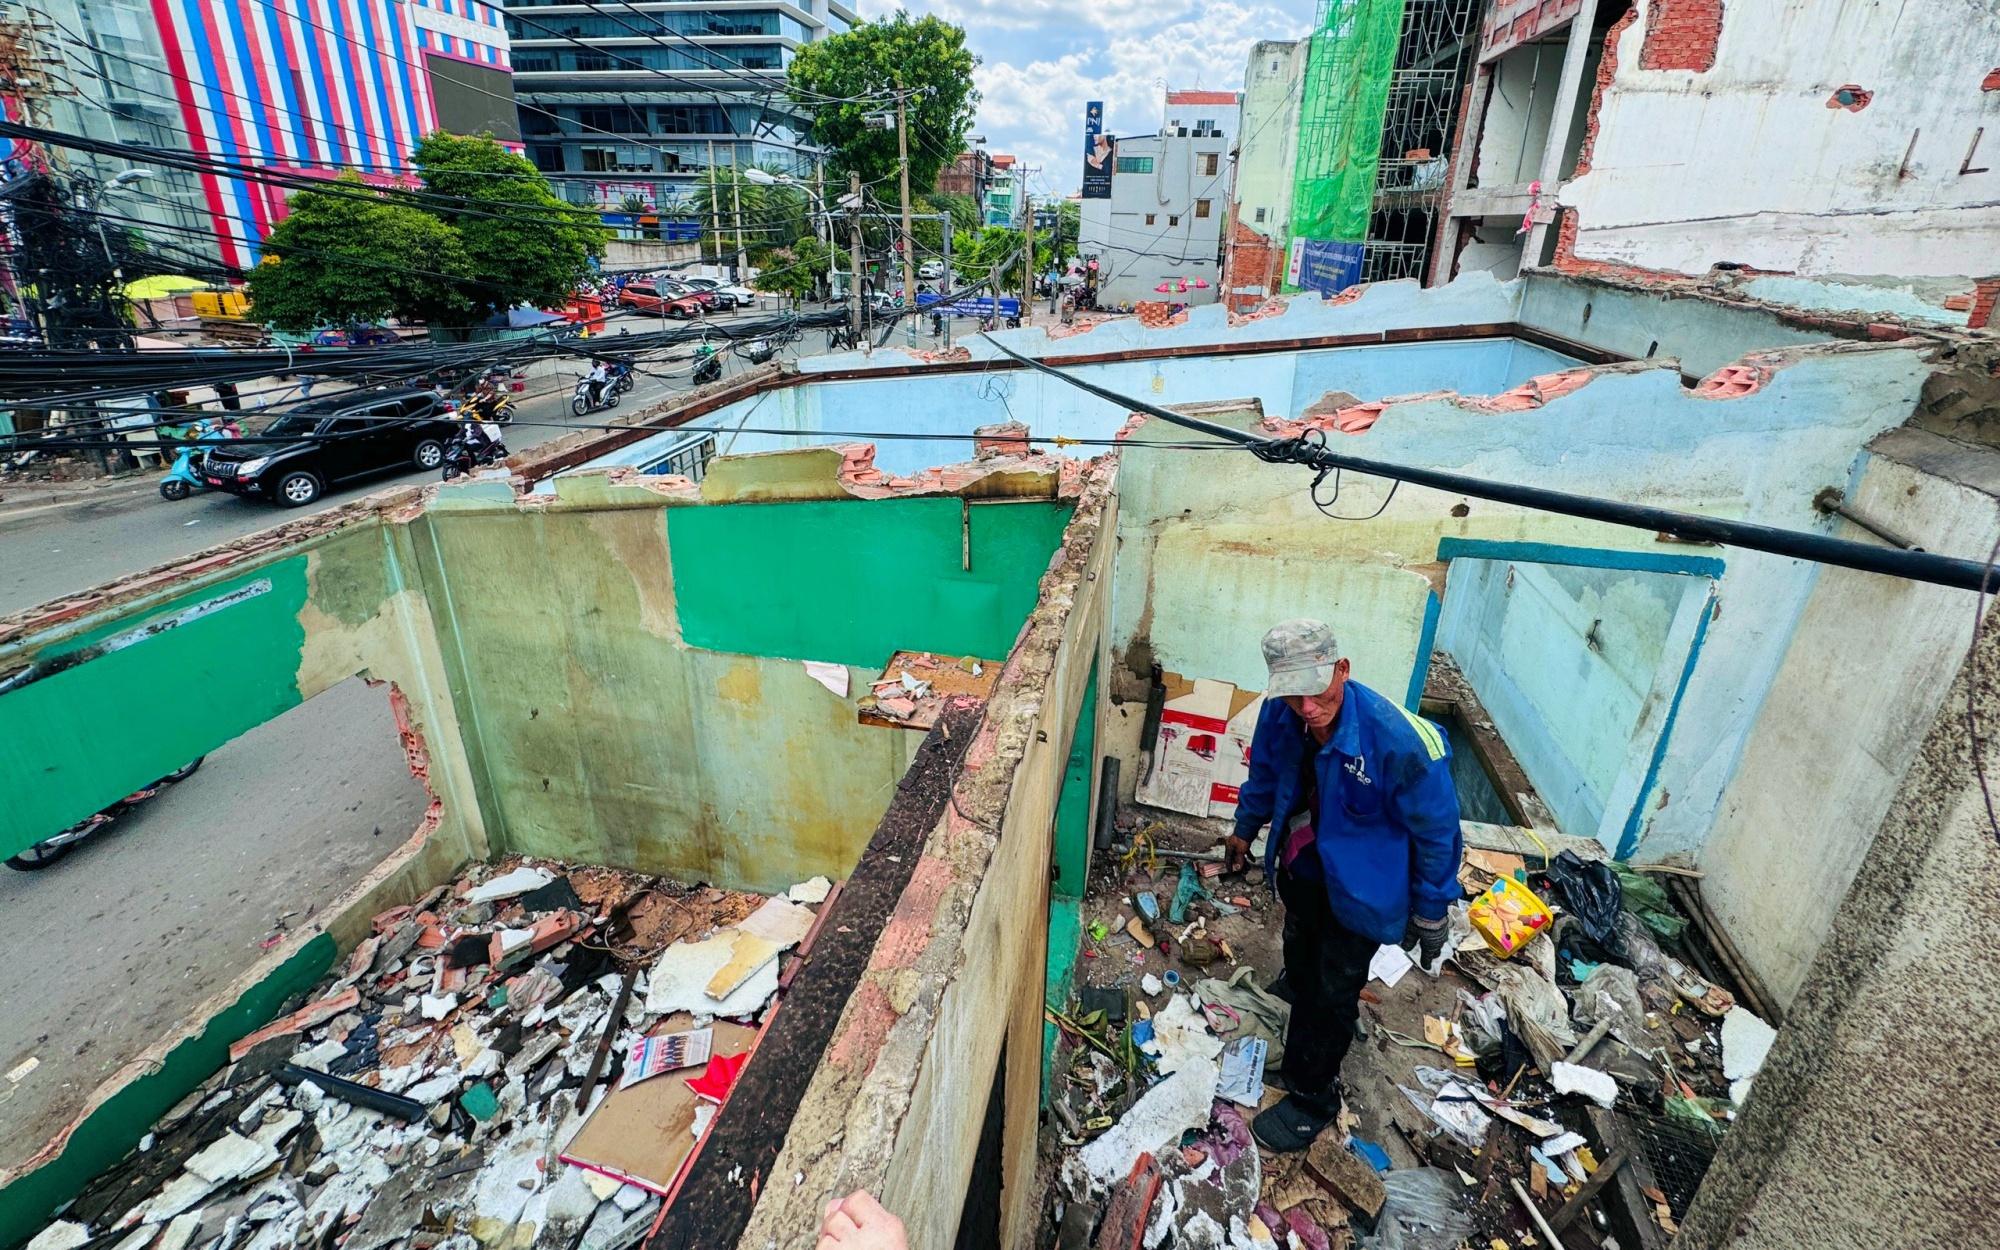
[0,676,431,1175]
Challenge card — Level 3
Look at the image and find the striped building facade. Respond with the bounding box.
[24,0,515,268]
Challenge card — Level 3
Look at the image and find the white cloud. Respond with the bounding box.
[864,0,1313,194]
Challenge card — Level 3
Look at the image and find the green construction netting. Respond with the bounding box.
[1285,0,1404,277]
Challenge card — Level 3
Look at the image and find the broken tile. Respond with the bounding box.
[705,933,784,1000]
[787,876,833,905]
[646,933,779,1017]
[736,896,815,947]
[466,866,556,904]
[186,1132,280,1184]
[153,1211,204,1250]
[26,1222,90,1250]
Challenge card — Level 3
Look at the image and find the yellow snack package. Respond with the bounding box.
[1467,874,1553,957]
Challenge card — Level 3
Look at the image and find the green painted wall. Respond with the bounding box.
[0,561,311,861]
[668,498,1075,665]
[0,935,335,1249]
[1051,661,1098,900]
[414,496,1069,894]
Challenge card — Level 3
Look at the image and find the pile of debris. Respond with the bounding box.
[27,859,840,1250]
[1046,814,1776,1249]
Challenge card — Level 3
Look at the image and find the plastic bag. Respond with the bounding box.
[1571,964,1649,1049]
[1482,962,1577,1072]
[1194,965,1289,1069]
[1610,863,1688,940]
[1545,850,1623,946]
[1361,1169,1476,1250]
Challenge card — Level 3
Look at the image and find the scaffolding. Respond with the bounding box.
[1367,0,1479,280]
[1282,0,1478,293]
[1284,0,1404,272]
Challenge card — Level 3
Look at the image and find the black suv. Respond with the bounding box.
[200,389,459,506]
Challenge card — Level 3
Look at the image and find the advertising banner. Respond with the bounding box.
[1288,238,1365,297]
[1081,100,1113,200]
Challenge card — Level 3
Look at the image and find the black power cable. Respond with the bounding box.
[977,333,2000,595]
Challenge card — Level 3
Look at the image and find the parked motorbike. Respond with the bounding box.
[441,422,510,481]
[571,376,622,417]
[610,362,635,396]
[6,758,204,870]
[692,345,723,385]
[159,420,241,501]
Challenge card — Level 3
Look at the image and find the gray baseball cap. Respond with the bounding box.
[1261,618,1341,698]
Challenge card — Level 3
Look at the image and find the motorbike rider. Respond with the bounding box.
[583,359,612,408]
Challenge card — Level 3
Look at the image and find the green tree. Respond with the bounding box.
[246,176,472,332]
[753,233,834,300]
[691,166,811,264]
[786,13,978,192]
[408,132,609,317]
[926,191,983,237]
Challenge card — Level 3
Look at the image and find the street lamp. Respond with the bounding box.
[93,168,156,283]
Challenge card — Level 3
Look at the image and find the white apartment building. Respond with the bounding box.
[1078,90,1240,308]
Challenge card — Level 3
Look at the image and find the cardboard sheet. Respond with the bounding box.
[1135,672,1264,819]
[561,1015,760,1193]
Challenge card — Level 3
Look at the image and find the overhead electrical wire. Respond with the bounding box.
[975,334,2000,595]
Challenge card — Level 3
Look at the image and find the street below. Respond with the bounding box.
[0,677,430,1177]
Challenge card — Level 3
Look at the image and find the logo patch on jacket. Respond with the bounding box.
[1344,755,1372,786]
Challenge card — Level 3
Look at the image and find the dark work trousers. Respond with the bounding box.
[1277,865,1379,1113]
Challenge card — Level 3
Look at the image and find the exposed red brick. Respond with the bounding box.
[1694,362,1774,398]
[1639,0,1721,72]
[1463,368,1597,412]
[1481,0,1586,61]
[1969,278,2000,330]
[1223,215,1283,313]
[1571,6,1636,179]
[1825,84,1872,111]
[972,420,1031,458]
[1984,68,2000,92]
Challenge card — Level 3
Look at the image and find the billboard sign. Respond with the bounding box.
[1081,100,1113,199]
[1288,238,1364,297]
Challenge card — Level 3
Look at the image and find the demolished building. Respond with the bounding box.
[3,258,2000,1250]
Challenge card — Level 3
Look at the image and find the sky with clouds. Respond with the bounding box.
[855,0,1316,197]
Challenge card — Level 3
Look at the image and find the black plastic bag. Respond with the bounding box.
[1545,850,1623,946]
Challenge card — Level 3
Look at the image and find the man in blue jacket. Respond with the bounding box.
[1225,618,1463,1152]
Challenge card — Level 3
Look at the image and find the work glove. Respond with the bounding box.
[1406,912,1449,970]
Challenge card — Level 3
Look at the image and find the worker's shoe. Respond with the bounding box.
[1252,1090,1337,1153]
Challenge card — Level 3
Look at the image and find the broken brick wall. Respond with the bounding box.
[1556,0,2000,291]
[1636,0,1721,71]
[735,459,1118,1250]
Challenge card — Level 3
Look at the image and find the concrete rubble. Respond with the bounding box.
[30,858,837,1250]
[1044,806,1763,1248]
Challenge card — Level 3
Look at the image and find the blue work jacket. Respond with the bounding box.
[1233,680,1463,945]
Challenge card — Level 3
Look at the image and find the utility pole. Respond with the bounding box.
[1020,173,1034,328]
[896,93,916,345]
[846,171,864,348]
[706,140,721,270]
[731,166,747,283]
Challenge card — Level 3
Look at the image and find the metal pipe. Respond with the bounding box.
[977,336,2000,594]
[1814,486,1921,550]
[1512,1177,1570,1250]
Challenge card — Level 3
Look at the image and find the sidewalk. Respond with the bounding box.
[0,466,169,521]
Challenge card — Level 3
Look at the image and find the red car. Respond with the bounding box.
[618,280,703,318]
[660,278,717,310]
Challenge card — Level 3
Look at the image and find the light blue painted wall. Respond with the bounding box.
[585,336,1570,480]
[1439,557,1706,842]
[1103,348,1932,864]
